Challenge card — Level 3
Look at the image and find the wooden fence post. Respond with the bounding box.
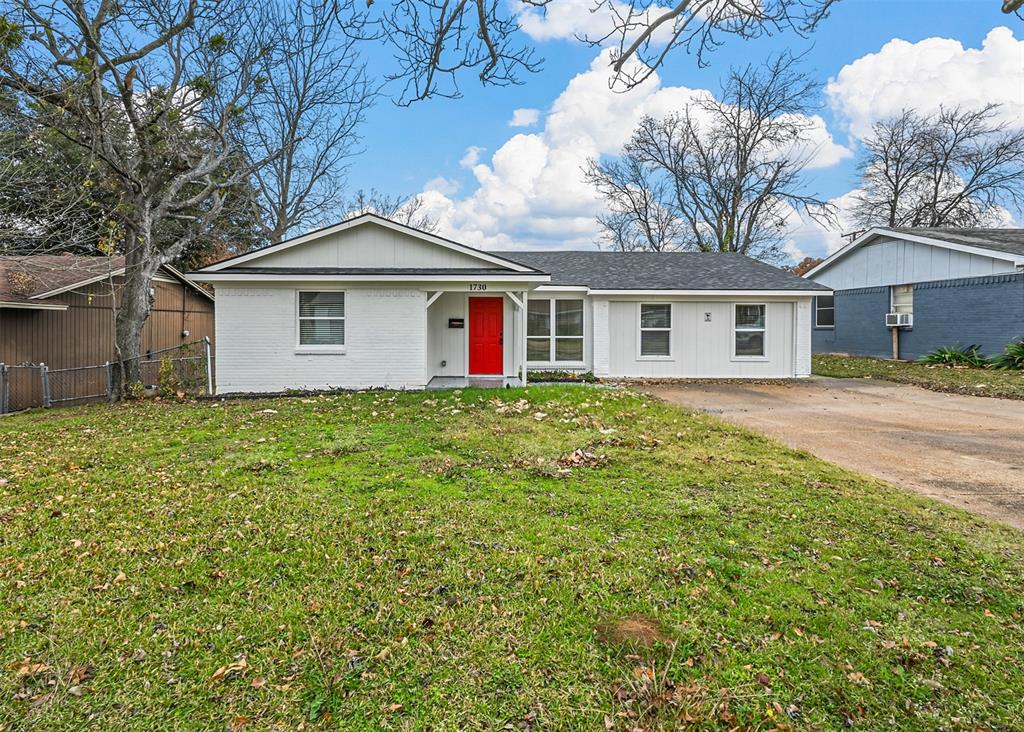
[0,364,7,414]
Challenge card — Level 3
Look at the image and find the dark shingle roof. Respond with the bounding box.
[888,228,1024,258]
[495,251,827,291]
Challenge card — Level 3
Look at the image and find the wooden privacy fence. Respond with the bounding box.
[0,337,213,415]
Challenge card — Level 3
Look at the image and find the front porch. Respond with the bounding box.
[425,288,531,385]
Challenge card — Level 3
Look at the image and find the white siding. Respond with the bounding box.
[591,298,610,376]
[605,299,797,378]
[215,283,427,392]
[246,222,493,270]
[795,298,812,377]
[813,236,1017,289]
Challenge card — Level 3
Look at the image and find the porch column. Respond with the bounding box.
[521,290,528,384]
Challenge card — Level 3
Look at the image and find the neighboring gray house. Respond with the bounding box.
[190,213,826,392]
[806,228,1024,360]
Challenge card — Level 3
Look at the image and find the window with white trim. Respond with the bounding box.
[298,291,345,346]
[891,284,913,315]
[814,295,834,328]
[527,298,584,362]
[639,303,671,357]
[734,304,766,357]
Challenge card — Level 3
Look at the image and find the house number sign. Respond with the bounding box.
[469,283,488,291]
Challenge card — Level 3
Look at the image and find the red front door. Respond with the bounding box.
[468,297,504,375]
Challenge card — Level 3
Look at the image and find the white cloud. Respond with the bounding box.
[459,146,485,168]
[509,108,541,127]
[517,0,679,48]
[423,176,459,195]
[827,26,1024,139]
[420,50,848,252]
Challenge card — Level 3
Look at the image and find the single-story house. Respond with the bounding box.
[805,228,1024,360]
[1,254,215,411]
[189,213,828,392]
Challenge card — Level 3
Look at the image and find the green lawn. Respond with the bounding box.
[814,353,1024,400]
[1,387,1022,730]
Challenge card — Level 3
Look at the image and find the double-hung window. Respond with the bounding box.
[298,291,345,347]
[814,295,834,328]
[639,303,671,357]
[734,304,766,358]
[527,298,584,362]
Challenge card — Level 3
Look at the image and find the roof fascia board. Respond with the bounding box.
[0,300,70,311]
[28,267,126,300]
[163,264,216,301]
[591,289,828,296]
[190,272,551,283]
[198,214,535,273]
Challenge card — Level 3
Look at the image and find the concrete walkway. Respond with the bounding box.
[647,377,1024,530]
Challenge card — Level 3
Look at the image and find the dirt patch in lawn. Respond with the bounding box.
[596,615,668,649]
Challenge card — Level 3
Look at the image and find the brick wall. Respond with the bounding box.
[813,272,1024,360]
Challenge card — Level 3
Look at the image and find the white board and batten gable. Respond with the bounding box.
[807,227,1024,290]
[196,213,541,279]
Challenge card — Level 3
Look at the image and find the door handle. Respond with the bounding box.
[499,334,503,345]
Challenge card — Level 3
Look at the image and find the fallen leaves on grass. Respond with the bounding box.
[211,657,248,683]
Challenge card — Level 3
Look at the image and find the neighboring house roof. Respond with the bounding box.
[886,228,1024,258]
[0,254,212,309]
[806,227,1024,279]
[497,251,830,292]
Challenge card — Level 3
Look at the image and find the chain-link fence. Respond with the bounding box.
[1,337,213,415]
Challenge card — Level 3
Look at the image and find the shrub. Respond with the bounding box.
[917,344,990,368]
[993,340,1024,371]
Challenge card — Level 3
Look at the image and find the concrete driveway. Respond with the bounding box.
[646,378,1024,530]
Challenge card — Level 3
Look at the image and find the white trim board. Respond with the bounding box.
[0,301,69,311]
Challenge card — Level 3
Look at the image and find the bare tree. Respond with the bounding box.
[0,0,281,395]
[585,54,834,261]
[343,188,439,232]
[378,0,838,104]
[852,105,1024,229]
[247,0,374,244]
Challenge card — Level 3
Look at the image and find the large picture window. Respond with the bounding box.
[815,295,834,328]
[639,303,671,357]
[527,298,584,362]
[298,291,345,346]
[734,304,766,358]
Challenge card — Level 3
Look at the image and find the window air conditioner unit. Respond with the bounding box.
[885,312,912,327]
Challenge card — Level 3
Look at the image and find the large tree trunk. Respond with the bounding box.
[112,225,160,399]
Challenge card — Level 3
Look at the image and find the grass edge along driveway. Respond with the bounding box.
[1,386,1022,730]
[814,353,1024,401]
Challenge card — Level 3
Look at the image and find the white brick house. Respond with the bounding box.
[190,214,827,392]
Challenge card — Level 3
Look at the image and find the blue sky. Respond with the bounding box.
[346,1,1024,260]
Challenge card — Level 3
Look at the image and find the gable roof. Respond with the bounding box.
[0,254,212,309]
[196,213,541,274]
[497,251,829,292]
[806,227,1024,279]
